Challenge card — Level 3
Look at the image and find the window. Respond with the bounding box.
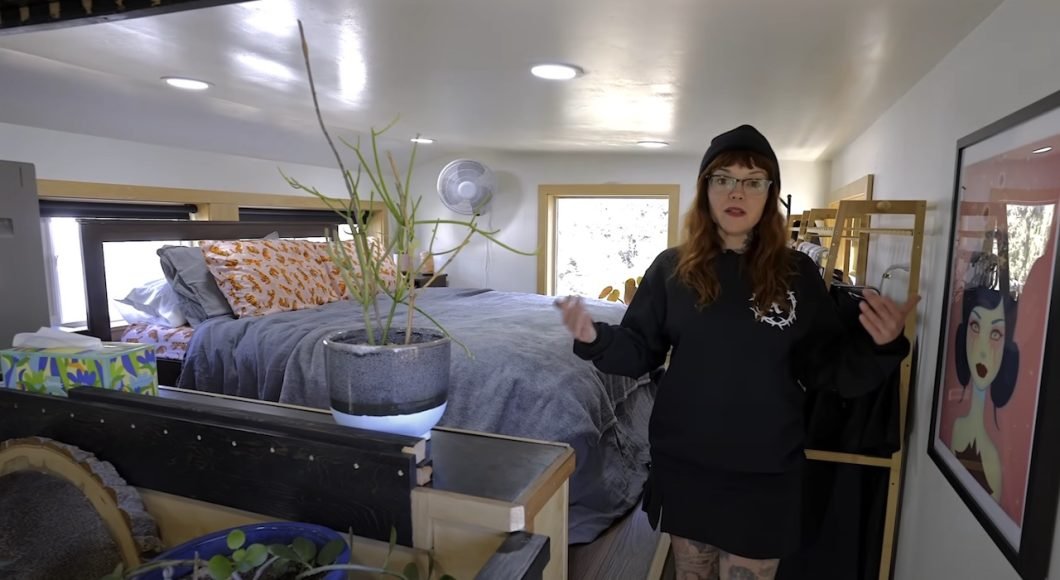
[38,201,195,327]
[538,185,680,298]
[1006,202,1056,296]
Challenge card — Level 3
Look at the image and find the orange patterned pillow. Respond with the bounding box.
[326,237,400,299]
[201,239,339,317]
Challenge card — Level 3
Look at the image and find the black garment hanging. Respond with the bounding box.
[801,285,917,457]
[776,461,890,580]
[779,284,918,580]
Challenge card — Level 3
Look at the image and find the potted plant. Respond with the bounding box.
[103,522,453,580]
[280,21,533,438]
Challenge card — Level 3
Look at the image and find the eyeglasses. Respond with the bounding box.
[705,174,773,196]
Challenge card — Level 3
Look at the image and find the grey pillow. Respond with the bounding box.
[156,232,280,326]
[157,245,233,326]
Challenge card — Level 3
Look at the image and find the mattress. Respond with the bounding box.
[120,323,195,361]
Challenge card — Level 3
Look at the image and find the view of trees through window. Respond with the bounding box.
[1006,203,1056,296]
[553,196,670,299]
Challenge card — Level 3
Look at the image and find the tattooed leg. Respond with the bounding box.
[670,535,721,580]
[720,552,779,580]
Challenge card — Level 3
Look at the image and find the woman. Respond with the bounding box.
[950,284,1019,500]
[556,125,917,580]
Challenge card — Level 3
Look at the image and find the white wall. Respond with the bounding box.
[411,151,828,293]
[0,121,346,196]
[829,0,1060,578]
[0,120,828,295]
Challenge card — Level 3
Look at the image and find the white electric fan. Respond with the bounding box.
[436,159,496,215]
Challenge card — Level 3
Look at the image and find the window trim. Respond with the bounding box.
[39,201,195,328]
[39,200,197,219]
[239,207,371,225]
[537,184,680,296]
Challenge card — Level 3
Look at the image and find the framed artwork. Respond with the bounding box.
[929,87,1060,580]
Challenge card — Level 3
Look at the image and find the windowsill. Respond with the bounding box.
[58,322,128,336]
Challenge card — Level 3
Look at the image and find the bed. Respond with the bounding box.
[79,218,657,545]
[119,323,194,361]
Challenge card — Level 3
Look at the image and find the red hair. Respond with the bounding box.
[676,150,793,311]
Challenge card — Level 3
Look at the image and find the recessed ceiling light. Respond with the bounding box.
[1033,146,1053,154]
[162,77,211,91]
[410,137,435,144]
[637,140,669,149]
[530,63,584,81]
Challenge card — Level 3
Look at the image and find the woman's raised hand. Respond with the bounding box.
[859,290,921,345]
[554,296,598,343]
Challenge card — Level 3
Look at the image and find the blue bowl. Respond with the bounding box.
[137,522,351,580]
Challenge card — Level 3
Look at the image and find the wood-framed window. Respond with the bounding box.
[35,179,388,328]
[538,184,680,298]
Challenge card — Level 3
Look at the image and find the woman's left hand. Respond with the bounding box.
[859,290,921,345]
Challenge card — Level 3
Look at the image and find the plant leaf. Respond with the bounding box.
[227,529,246,551]
[99,562,124,580]
[403,562,421,580]
[232,548,246,562]
[292,537,317,563]
[207,555,234,580]
[246,544,269,567]
[269,544,300,562]
[382,525,397,568]
[316,539,345,566]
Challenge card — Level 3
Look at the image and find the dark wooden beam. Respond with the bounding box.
[0,388,421,546]
[0,0,250,36]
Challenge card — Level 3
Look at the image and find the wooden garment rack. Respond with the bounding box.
[801,199,927,580]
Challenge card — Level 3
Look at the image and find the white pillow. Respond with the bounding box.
[114,279,188,327]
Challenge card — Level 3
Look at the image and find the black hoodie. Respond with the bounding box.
[573,248,910,473]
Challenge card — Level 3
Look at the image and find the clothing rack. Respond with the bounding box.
[800,199,926,580]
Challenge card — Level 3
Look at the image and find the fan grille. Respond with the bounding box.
[437,159,495,215]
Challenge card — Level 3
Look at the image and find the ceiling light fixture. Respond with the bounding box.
[411,137,435,144]
[530,63,584,81]
[637,140,669,149]
[1033,146,1053,154]
[161,77,211,91]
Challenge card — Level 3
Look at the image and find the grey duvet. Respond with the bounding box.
[177,287,655,543]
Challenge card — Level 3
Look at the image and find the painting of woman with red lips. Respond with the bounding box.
[932,165,1060,556]
[930,88,1060,580]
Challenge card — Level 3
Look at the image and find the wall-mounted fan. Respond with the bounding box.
[437,159,495,215]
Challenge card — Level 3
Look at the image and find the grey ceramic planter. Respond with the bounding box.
[323,328,450,439]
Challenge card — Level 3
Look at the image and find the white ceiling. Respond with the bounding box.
[0,0,1002,167]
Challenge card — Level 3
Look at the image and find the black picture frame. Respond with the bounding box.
[928,87,1060,580]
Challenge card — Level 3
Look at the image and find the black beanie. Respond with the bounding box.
[698,124,781,192]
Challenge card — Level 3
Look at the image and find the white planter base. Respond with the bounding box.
[330,402,447,440]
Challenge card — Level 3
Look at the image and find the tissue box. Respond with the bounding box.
[0,343,158,397]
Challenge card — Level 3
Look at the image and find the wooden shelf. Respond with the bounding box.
[817,198,925,580]
[804,227,916,237]
[805,449,893,468]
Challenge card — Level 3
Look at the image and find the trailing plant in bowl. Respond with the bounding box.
[102,526,454,580]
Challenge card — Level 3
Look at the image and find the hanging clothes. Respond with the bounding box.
[780,285,919,580]
[802,284,917,456]
[776,462,890,580]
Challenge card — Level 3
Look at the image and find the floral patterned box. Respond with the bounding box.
[0,343,158,397]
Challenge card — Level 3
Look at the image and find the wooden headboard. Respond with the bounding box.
[78,219,341,341]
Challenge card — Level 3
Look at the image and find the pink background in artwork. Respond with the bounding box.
[936,138,1060,529]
